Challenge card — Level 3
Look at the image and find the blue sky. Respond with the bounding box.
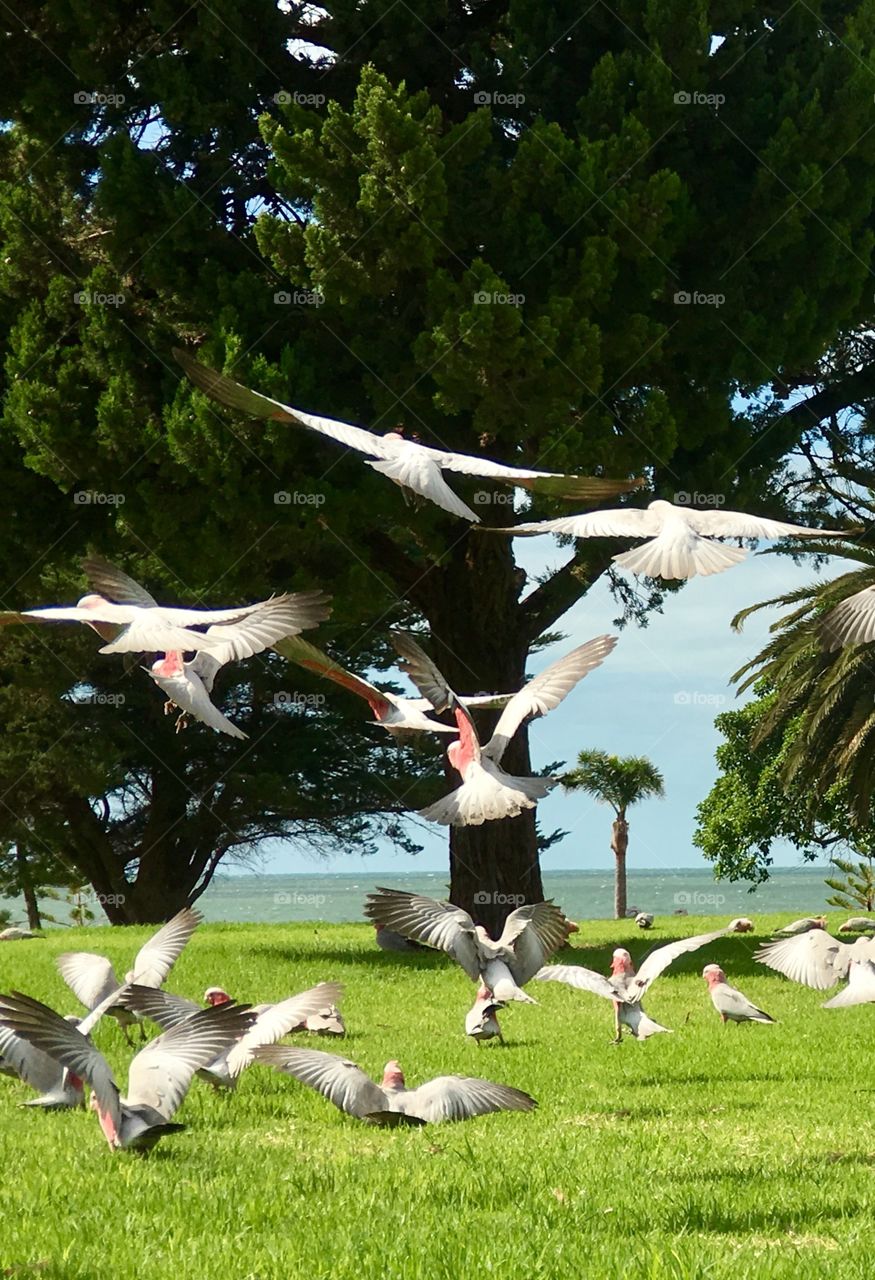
[250,538,849,877]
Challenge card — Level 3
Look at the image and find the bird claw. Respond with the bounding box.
[174,713,189,734]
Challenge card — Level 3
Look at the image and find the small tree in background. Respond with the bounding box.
[562,750,665,919]
[825,856,875,914]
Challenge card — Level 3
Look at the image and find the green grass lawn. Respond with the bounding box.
[1,913,873,1280]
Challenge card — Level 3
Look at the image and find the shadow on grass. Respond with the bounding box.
[558,931,786,980]
[248,944,449,970]
[663,1200,860,1234]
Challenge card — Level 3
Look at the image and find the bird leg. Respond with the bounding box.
[174,712,189,734]
[610,1001,622,1046]
[163,699,175,716]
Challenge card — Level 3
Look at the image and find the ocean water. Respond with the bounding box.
[1,866,840,929]
[191,865,836,924]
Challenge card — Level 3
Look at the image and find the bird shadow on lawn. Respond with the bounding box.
[562,933,777,981]
[663,1200,861,1235]
[248,944,448,970]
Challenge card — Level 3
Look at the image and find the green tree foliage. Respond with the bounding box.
[1,4,875,923]
[562,749,664,918]
[825,855,875,912]
[694,684,875,884]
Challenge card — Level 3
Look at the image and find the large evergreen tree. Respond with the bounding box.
[2,3,875,926]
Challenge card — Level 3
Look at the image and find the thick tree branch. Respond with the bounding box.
[519,545,615,643]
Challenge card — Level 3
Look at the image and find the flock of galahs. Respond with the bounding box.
[0,349,866,829]
[1,352,871,1151]
[3,903,866,1152]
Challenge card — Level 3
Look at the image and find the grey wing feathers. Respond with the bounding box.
[126,1002,256,1119]
[390,632,456,712]
[633,927,735,993]
[130,908,203,987]
[252,1046,387,1119]
[0,991,120,1128]
[402,1076,536,1123]
[82,556,159,608]
[533,964,620,1002]
[56,952,119,1011]
[499,902,569,984]
[363,888,480,981]
[118,985,202,1032]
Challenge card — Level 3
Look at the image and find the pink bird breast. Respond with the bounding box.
[152,652,184,678]
[610,949,634,975]
[446,707,477,776]
[381,1061,405,1089]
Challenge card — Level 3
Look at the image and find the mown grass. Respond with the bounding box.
[1,913,873,1280]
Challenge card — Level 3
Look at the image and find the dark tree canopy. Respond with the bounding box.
[1,3,875,923]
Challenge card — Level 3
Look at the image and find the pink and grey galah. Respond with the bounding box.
[755,925,875,991]
[0,991,256,1152]
[10,556,327,657]
[174,348,637,524]
[364,887,570,1004]
[118,981,345,1089]
[465,987,504,1044]
[0,1015,90,1109]
[390,631,617,825]
[253,1046,535,1125]
[56,907,203,1044]
[276,634,513,736]
[701,965,775,1024]
[536,921,749,1042]
[147,585,330,739]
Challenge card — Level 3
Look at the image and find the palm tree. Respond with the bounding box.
[562,750,665,919]
[731,540,875,823]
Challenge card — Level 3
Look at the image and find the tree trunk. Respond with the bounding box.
[15,844,41,931]
[612,814,629,920]
[420,521,545,933]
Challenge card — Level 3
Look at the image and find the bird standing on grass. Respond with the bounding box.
[465,987,505,1045]
[365,887,570,1005]
[536,921,749,1042]
[702,965,775,1025]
